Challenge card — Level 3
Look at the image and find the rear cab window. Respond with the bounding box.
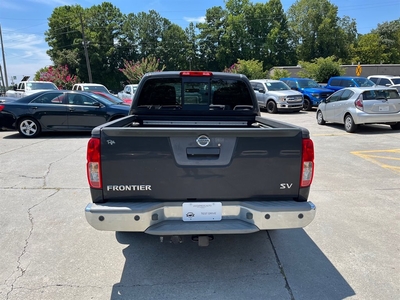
[136,77,253,111]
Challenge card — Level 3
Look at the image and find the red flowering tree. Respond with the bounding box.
[119,57,166,83]
[36,65,80,89]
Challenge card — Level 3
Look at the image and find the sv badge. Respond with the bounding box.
[280,183,293,189]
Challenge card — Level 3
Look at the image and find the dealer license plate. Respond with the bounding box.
[182,202,222,222]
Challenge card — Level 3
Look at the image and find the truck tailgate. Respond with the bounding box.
[99,127,304,201]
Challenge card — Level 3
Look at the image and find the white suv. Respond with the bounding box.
[250,79,304,113]
[72,83,111,94]
[367,75,400,87]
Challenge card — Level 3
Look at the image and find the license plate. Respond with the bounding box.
[379,106,389,112]
[182,202,222,222]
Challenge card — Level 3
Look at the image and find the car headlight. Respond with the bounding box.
[311,93,320,98]
[278,96,286,102]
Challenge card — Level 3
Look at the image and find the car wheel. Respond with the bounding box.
[266,100,277,113]
[18,118,41,138]
[316,110,326,125]
[390,123,400,130]
[344,114,357,133]
[303,98,312,111]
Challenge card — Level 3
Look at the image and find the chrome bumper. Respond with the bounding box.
[85,200,316,235]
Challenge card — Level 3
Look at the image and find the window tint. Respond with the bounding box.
[340,89,354,100]
[328,90,343,102]
[31,93,63,104]
[369,77,379,84]
[330,79,341,86]
[379,78,391,86]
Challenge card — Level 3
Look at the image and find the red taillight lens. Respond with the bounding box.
[355,95,364,111]
[0,105,5,111]
[87,138,102,188]
[301,138,314,187]
[180,71,213,77]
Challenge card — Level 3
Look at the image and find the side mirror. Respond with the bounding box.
[258,89,265,94]
[291,87,298,90]
[92,102,102,107]
[13,84,17,91]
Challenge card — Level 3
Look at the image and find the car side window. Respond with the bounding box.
[31,93,63,104]
[286,81,296,88]
[329,90,343,102]
[340,90,353,100]
[343,80,354,87]
[369,77,378,84]
[379,78,391,86]
[330,79,341,86]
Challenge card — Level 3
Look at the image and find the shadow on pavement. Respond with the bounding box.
[110,229,355,300]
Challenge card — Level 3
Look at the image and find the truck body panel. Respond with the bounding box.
[85,72,316,239]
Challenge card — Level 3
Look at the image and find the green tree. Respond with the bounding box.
[297,56,344,82]
[119,57,166,83]
[270,68,291,80]
[223,59,265,80]
[197,6,227,71]
[350,33,387,64]
[371,18,400,63]
[287,0,350,61]
[159,24,190,70]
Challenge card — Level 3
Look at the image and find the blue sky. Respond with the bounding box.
[0,0,399,84]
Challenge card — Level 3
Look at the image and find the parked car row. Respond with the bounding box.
[0,90,130,138]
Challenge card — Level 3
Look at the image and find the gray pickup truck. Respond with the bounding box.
[85,71,316,246]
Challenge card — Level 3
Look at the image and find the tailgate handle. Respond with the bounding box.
[186,147,220,158]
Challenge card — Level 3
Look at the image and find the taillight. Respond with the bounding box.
[355,95,364,111]
[180,71,213,77]
[301,138,314,187]
[87,138,102,188]
[0,105,5,111]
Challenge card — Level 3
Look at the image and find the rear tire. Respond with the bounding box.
[18,118,41,138]
[266,100,277,114]
[316,110,326,125]
[344,114,357,133]
[303,98,312,111]
[390,123,400,130]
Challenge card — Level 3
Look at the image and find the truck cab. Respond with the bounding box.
[325,76,375,92]
[280,77,334,111]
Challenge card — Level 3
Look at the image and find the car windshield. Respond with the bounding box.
[83,85,109,93]
[90,93,125,105]
[392,78,400,84]
[266,82,290,91]
[354,78,375,87]
[26,82,58,90]
[298,80,319,88]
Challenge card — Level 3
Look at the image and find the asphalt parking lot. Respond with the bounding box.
[0,109,399,300]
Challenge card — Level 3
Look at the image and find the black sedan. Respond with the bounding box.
[0,90,130,137]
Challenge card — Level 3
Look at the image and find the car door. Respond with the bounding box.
[29,92,68,130]
[333,89,354,122]
[66,93,108,130]
[323,90,343,122]
[251,83,266,108]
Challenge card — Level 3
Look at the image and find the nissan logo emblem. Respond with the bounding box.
[196,135,210,147]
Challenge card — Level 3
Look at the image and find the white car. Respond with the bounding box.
[72,83,111,94]
[368,75,400,87]
[316,87,400,133]
[118,84,138,103]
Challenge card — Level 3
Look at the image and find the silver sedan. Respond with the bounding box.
[316,87,400,133]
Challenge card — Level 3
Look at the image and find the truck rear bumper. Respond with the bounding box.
[85,201,316,235]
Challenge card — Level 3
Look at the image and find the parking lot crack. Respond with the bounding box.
[5,190,59,300]
[43,146,86,188]
[267,231,295,300]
